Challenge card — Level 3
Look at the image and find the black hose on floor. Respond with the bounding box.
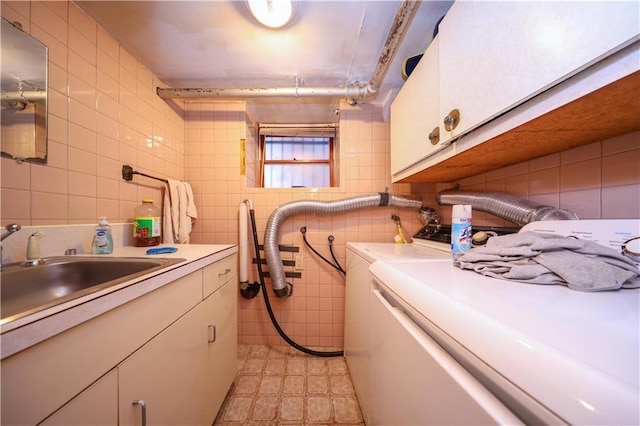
[248,208,343,358]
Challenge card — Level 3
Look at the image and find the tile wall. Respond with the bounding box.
[1,1,638,349]
[184,100,432,348]
[439,131,640,227]
[0,1,185,226]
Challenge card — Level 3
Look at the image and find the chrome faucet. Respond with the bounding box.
[1,223,22,270]
[1,223,21,241]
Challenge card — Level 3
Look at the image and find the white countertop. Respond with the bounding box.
[370,258,640,425]
[1,244,237,359]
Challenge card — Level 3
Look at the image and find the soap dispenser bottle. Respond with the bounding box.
[92,217,114,254]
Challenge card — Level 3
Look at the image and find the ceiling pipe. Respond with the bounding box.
[367,0,419,92]
[157,85,370,105]
[1,91,46,102]
[156,0,419,105]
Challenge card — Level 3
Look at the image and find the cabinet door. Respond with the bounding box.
[438,1,640,143]
[118,304,207,426]
[390,38,441,176]
[41,370,118,426]
[203,279,238,423]
[369,288,521,425]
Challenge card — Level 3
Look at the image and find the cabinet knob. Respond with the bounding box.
[428,127,440,145]
[132,400,147,426]
[443,109,460,132]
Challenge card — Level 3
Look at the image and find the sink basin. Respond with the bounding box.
[1,256,186,324]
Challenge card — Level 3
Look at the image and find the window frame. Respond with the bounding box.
[259,134,336,188]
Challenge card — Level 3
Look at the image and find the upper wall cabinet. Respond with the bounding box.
[438,1,638,142]
[391,1,640,182]
[390,38,440,176]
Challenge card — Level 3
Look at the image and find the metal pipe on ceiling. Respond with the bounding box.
[368,0,419,91]
[1,91,46,102]
[157,85,369,104]
[156,0,419,105]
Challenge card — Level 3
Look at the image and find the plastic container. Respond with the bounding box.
[133,199,162,247]
[92,217,114,254]
[451,204,472,259]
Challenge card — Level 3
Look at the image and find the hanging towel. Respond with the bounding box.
[163,179,179,243]
[163,179,198,244]
[454,231,640,292]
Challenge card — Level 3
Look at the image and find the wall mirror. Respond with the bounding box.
[1,17,48,163]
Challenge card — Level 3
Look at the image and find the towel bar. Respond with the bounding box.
[122,165,169,184]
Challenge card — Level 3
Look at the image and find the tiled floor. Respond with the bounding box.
[214,344,365,425]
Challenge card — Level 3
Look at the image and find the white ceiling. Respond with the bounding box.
[75,0,452,124]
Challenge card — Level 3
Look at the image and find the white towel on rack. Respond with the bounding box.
[163,179,198,244]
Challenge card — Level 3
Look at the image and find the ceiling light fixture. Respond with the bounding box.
[247,0,296,29]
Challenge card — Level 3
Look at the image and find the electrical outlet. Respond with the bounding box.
[294,255,304,271]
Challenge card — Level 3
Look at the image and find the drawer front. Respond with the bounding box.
[203,254,237,297]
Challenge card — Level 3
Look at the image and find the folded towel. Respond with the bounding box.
[454,231,640,292]
[163,179,198,244]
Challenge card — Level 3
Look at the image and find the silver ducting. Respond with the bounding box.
[156,0,419,105]
[265,193,422,298]
[436,190,579,226]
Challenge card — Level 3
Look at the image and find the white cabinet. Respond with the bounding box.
[119,277,237,426]
[438,1,639,142]
[204,278,238,421]
[391,1,640,181]
[41,371,118,426]
[1,270,202,426]
[390,38,441,176]
[119,299,209,426]
[1,253,237,426]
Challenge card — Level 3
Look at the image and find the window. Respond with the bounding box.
[259,126,337,188]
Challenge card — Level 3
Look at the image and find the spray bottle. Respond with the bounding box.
[451,205,472,259]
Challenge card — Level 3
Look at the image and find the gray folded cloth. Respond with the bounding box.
[454,231,640,292]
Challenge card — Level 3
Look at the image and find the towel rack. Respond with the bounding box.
[122,165,169,184]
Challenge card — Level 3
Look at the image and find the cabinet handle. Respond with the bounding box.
[208,324,217,343]
[443,109,460,132]
[428,127,440,145]
[218,268,231,276]
[132,400,147,426]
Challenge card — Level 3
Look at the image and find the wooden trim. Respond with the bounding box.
[258,134,266,187]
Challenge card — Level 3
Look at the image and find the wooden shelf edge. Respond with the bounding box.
[399,71,640,183]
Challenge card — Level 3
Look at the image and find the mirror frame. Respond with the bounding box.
[1,17,48,164]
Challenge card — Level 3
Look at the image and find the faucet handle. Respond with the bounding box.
[27,231,44,260]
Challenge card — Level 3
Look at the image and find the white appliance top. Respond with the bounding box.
[520,219,640,267]
[347,242,450,264]
[369,218,640,425]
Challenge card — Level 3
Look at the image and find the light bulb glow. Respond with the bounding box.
[248,0,294,29]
